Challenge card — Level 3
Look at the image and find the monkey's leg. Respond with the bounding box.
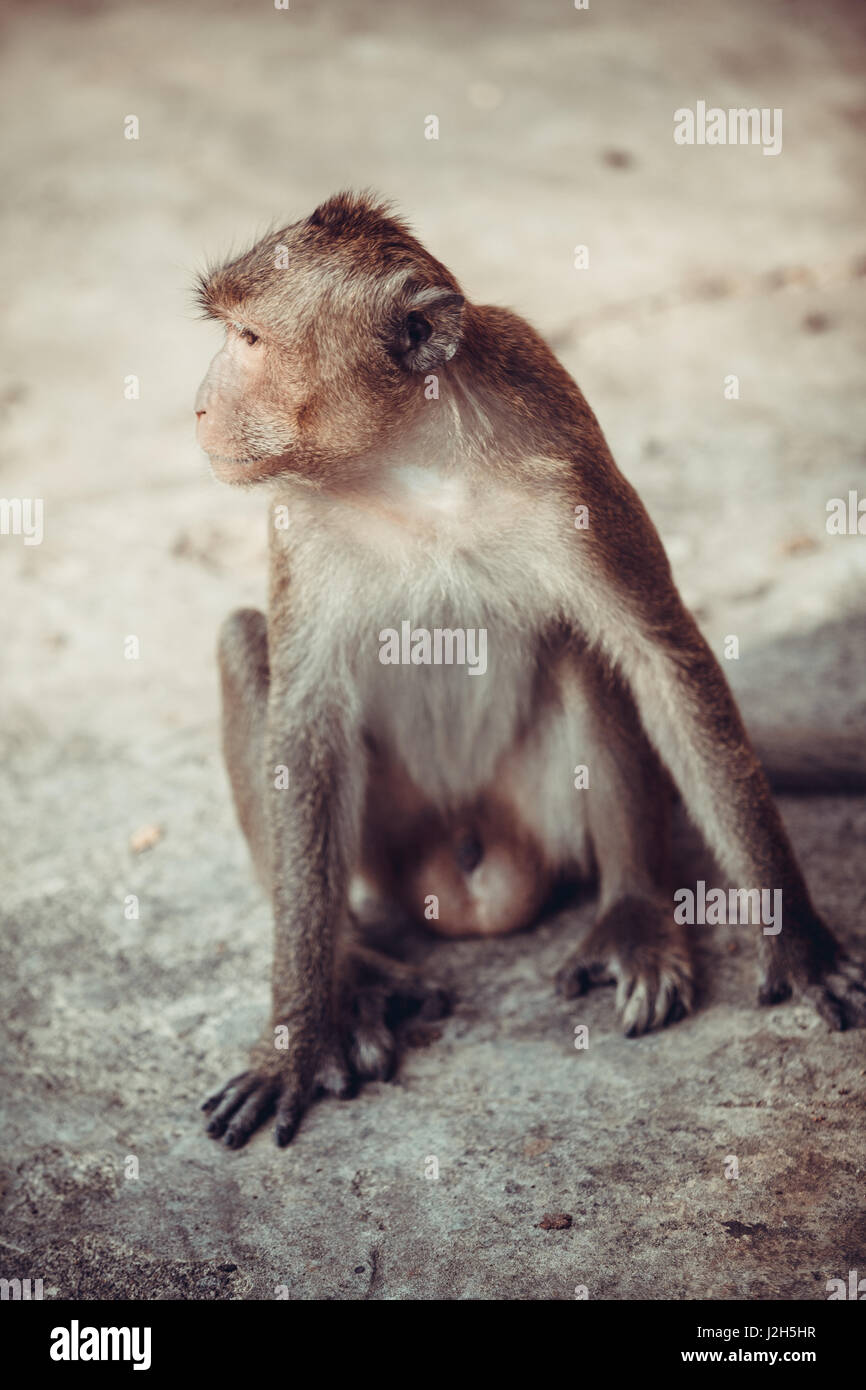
[555,677,693,1036]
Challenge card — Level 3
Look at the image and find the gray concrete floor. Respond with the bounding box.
[1,0,865,1299]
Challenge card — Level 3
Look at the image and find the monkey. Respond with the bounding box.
[194,191,866,1149]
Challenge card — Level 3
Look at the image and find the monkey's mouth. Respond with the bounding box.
[207,452,267,467]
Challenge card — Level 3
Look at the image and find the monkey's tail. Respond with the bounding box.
[751,729,866,795]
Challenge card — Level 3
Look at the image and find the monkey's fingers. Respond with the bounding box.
[274,1087,308,1147]
[201,1070,250,1114]
[204,1069,279,1145]
[223,1082,281,1149]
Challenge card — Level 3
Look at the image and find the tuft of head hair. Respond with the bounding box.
[305,190,459,288]
[307,189,402,236]
[194,191,461,321]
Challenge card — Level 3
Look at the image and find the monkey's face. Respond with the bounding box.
[194,322,287,485]
[194,202,465,490]
[194,262,385,488]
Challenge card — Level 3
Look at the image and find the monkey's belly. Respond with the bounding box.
[359,757,552,938]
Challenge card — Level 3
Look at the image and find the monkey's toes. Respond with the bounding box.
[555,958,613,999]
[348,1020,397,1082]
[558,898,695,1035]
[616,965,693,1036]
[385,978,452,1026]
[313,1046,356,1099]
[757,972,793,1007]
[344,988,399,1081]
[341,973,451,1082]
[803,957,866,1030]
[556,947,693,1035]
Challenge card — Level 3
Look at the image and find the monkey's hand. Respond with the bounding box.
[555,896,695,1036]
[202,948,451,1148]
[201,1042,315,1150]
[758,918,866,1030]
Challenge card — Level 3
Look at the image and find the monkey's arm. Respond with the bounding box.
[570,463,866,1027]
[265,688,358,1141]
[204,646,360,1148]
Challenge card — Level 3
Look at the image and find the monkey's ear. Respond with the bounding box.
[390,286,465,372]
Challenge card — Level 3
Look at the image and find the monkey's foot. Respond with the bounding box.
[202,949,451,1149]
[758,921,866,1030]
[334,943,452,1083]
[555,895,694,1036]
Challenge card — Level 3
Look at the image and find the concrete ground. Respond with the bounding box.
[1,0,865,1300]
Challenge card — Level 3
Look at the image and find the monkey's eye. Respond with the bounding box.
[232,324,261,347]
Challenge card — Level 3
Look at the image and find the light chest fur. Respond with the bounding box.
[270,465,576,809]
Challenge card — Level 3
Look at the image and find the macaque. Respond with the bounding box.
[195,192,866,1148]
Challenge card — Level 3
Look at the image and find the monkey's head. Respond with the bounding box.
[194,192,465,488]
